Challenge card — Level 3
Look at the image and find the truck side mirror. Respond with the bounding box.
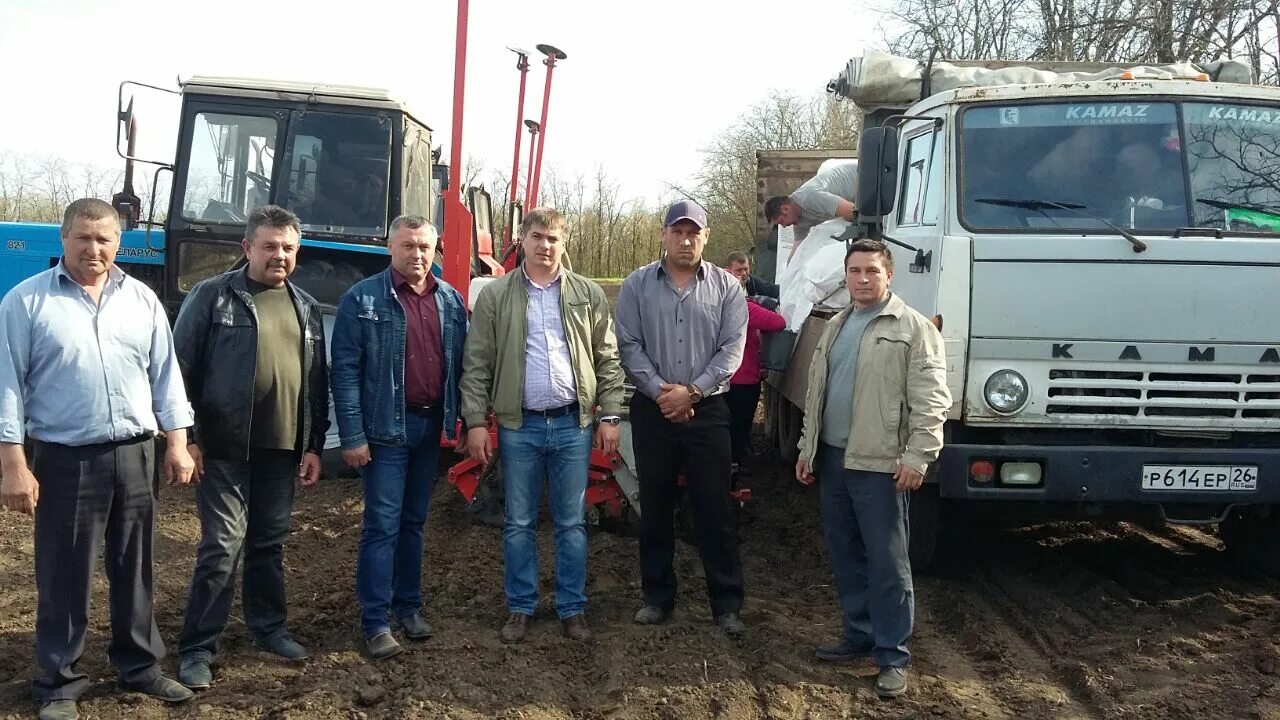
[857,126,900,222]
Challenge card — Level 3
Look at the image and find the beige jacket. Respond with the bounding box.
[797,292,951,474]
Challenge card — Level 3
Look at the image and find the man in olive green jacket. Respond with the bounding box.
[460,207,625,645]
[794,239,950,700]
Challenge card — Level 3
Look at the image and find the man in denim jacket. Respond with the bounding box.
[330,215,467,661]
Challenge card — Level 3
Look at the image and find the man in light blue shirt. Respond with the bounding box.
[0,198,197,720]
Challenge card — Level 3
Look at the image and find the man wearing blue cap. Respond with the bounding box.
[615,200,749,637]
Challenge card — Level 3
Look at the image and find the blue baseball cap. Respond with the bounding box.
[663,200,708,229]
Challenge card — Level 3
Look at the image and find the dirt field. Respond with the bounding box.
[2,438,1280,720]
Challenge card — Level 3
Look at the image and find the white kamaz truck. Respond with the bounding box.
[766,51,1280,571]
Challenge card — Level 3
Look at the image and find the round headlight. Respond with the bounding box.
[984,370,1029,414]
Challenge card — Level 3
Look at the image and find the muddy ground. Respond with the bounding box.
[2,435,1280,720]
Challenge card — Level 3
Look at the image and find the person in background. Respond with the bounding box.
[765,160,858,251]
[724,251,779,299]
[723,254,786,482]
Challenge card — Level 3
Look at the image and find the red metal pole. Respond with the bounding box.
[505,49,530,250]
[443,0,474,308]
[527,43,566,208]
[523,120,539,208]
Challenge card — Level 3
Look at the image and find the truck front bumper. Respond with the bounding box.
[938,443,1280,506]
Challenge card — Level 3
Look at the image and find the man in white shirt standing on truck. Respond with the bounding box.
[765,159,858,254]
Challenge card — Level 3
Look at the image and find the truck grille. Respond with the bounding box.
[1046,370,1280,421]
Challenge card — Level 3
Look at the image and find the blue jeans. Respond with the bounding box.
[498,411,593,619]
[817,442,914,668]
[356,412,442,638]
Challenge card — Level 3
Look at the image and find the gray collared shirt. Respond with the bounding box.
[615,259,747,401]
[522,268,578,410]
[0,261,194,446]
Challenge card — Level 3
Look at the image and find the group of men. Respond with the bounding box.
[0,191,949,720]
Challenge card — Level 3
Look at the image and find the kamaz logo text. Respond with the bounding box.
[1065,104,1150,120]
[1051,344,1280,363]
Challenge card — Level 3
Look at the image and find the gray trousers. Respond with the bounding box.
[31,435,163,702]
[178,448,297,661]
[816,442,914,668]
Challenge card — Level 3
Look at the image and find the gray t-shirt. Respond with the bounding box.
[820,295,889,448]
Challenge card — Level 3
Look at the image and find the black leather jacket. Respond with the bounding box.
[173,268,330,461]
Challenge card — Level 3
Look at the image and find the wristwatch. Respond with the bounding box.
[685,384,704,404]
[598,415,622,426]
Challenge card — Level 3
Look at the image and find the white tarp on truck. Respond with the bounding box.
[828,49,1255,111]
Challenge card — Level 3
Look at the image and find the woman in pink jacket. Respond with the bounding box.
[726,296,786,479]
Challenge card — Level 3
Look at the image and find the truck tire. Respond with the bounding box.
[907,484,941,573]
[1220,506,1280,576]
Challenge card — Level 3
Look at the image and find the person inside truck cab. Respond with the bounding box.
[1113,138,1185,216]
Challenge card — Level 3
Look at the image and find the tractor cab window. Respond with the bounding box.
[181,112,278,224]
[402,121,434,221]
[280,111,392,238]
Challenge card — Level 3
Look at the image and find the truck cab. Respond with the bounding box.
[775,53,1280,570]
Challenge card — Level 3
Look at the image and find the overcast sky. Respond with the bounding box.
[1,0,882,202]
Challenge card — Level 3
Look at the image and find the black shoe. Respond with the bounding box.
[633,605,670,625]
[37,700,78,720]
[178,656,213,689]
[366,631,404,661]
[398,613,434,641]
[716,612,745,638]
[254,633,309,661]
[814,638,874,662]
[875,666,909,698]
[116,675,195,704]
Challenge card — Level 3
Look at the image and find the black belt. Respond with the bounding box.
[406,403,443,417]
[523,402,579,418]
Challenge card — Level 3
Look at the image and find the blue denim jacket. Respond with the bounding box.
[330,268,467,448]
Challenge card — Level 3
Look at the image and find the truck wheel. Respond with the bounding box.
[907,484,941,573]
[1220,507,1280,576]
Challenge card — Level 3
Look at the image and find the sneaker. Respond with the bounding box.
[116,675,195,704]
[500,613,531,643]
[398,613,434,641]
[254,633,309,661]
[716,612,745,638]
[561,614,593,641]
[633,605,670,625]
[366,631,404,661]
[178,656,213,690]
[875,666,908,698]
[814,638,874,663]
[37,700,78,720]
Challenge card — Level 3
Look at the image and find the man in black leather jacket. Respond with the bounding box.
[170,205,330,690]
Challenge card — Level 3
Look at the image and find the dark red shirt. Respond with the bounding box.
[391,269,445,407]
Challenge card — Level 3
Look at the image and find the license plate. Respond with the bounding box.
[1141,465,1258,491]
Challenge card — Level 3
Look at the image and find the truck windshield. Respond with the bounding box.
[960,100,1280,234]
[279,111,393,239]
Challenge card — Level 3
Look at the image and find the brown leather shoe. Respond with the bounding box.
[500,613,531,643]
[561,613,593,641]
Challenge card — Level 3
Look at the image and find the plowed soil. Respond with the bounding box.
[3,439,1279,719]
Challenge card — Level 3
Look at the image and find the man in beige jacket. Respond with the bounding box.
[794,239,950,700]
[460,207,625,644]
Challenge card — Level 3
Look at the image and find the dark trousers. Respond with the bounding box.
[178,448,298,661]
[725,383,761,466]
[816,442,914,668]
[630,393,744,617]
[30,435,162,702]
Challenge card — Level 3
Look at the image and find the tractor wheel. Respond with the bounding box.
[1221,506,1280,576]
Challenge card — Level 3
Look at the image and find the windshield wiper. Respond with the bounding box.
[1196,197,1280,218]
[974,198,1148,253]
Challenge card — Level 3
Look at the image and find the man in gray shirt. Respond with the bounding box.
[0,198,198,720]
[615,200,749,638]
[765,159,858,251]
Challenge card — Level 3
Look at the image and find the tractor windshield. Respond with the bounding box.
[279,111,393,238]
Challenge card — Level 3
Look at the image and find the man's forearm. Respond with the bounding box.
[165,427,189,449]
[0,441,28,474]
